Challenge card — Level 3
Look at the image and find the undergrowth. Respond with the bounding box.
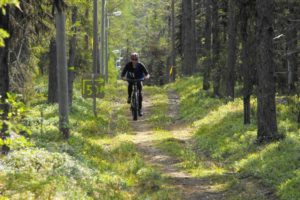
[0,77,178,199]
[165,76,300,200]
[146,86,171,129]
[1,75,298,200]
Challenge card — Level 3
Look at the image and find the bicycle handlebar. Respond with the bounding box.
[124,78,145,82]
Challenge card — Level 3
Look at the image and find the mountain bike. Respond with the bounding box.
[126,78,143,121]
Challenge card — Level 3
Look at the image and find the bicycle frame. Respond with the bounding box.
[127,79,143,120]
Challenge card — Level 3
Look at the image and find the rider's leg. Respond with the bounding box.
[128,82,133,103]
[137,82,143,115]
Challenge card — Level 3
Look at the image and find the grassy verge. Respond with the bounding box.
[0,78,178,199]
[145,86,172,129]
[165,76,300,200]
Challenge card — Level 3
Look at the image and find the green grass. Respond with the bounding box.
[146,86,172,129]
[0,77,178,199]
[1,75,299,199]
[142,76,299,199]
[166,76,300,200]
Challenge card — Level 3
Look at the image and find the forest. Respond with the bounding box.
[0,0,299,199]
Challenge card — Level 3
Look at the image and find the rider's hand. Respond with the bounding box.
[145,74,150,80]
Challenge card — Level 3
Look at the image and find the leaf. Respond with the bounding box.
[1,7,6,15]
[7,112,12,118]
[0,138,4,146]
[14,1,21,10]
[0,0,20,9]
[3,138,12,146]
[0,28,9,47]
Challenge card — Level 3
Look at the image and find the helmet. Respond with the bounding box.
[130,52,139,61]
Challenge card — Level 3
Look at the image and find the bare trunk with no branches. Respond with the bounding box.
[225,0,237,99]
[203,0,212,90]
[55,2,69,139]
[68,7,78,107]
[212,0,221,97]
[48,38,58,103]
[182,0,197,76]
[256,0,281,143]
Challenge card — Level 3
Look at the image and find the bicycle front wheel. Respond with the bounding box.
[132,93,138,121]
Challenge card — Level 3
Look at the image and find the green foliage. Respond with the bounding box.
[146,86,172,128]
[0,78,177,199]
[167,77,224,122]
[237,137,300,200]
[107,0,171,82]
[0,0,19,13]
[0,0,19,47]
[157,137,184,158]
[0,93,32,150]
[0,28,9,47]
[168,77,300,200]
[136,167,161,191]
[0,0,19,7]
[108,56,119,83]
[0,148,95,199]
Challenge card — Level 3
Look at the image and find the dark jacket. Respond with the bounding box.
[121,62,149,79]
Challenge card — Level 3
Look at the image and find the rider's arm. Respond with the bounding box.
[140,63,150,79]
[121,63,129,79]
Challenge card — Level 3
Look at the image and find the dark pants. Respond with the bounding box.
[128,81,143,110]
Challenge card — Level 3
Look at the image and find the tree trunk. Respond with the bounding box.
[190,0,197,75]
[191,0,197,73]
[0,7,10,154]
[100,0,105,75]
[298,111,300,127]
[240,1,254,124]
[166,56,170,83]
[171,0,176,81]
[182,0,196,75]
[55,5,69,139]
[181,1,187,75]
[68,7,78,107]
[85,9,89,50]
[166,4,172,83]
[212,0,221,97]
[286,5,298,94]
[48,38,58,103]
[105,12,109,83]
[225,0,237,99]
[92,0,99,117]
[243,95,251,124]
[203,0,212,90]
[256,0,280,143]
[93,0,99,75]
[39,53,48,75]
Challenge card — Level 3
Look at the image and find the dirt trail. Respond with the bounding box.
[127,90,278,200]
[129,91,225,200]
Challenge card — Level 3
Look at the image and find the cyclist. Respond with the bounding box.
[121,52,150,116]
